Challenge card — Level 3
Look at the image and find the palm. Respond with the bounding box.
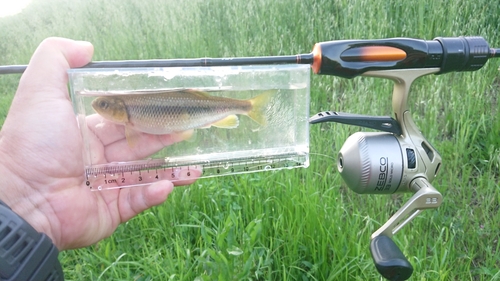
[0,38,197,250]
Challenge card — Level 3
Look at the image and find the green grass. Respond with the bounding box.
[1,0,499,280]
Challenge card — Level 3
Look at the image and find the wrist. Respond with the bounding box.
[0,155,59,250]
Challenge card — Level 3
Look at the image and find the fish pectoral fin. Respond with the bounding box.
[179,129,194,140]
[199,124,212,129]
[125,127,140,147]
[211,115,239,129]
[179,129,196,142]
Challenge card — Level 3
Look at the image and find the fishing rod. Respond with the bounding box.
[1,36,498,75]
[1,36,499,281]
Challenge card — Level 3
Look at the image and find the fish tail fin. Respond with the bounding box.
[247,90,276,126]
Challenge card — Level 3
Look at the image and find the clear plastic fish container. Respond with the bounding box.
[68,64,310,190]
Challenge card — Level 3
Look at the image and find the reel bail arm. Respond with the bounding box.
[309,111,402,135]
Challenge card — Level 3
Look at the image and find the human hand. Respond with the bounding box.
[0,37,199,250]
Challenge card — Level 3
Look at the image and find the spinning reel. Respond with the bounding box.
[311,68,443,280]
[310,36,499,280]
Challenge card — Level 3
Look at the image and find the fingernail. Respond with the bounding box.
[76,40,92,47]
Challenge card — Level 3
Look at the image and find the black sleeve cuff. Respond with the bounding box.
[0,200,64,281]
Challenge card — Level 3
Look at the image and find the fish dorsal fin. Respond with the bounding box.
[131,89,211,98]
[183,89,212,98]
[211,115,239,129]
[134,89,176,93]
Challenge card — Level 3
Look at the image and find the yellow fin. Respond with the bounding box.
[247,90,276,126]
[125,127,140,148]
[179,129,195,140]
[180,129,197,143]
[211,115,239,129]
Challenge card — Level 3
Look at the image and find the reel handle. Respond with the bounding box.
[370,235,413,281]
[369,177,442,281]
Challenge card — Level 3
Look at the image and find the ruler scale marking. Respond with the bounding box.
[85,153,307,190]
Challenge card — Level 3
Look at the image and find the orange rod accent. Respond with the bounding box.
[311,44,322,74]
[359,46,406,61]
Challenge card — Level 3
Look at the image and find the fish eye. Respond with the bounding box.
[99,100,109,109]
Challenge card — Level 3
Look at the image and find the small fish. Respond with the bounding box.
[91,89,274,146]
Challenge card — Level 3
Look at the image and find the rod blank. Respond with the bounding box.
[0,54,314,75]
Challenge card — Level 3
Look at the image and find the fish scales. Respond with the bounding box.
[113,92,251,134]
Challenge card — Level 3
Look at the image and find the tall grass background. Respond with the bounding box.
[0,0,499,280]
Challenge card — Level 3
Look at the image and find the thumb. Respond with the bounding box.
[16,37,94,100]
[118,181,175,223]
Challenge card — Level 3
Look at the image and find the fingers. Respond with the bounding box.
[86,114,128,147]
[118,180,174,223]
[171,168,202,186]
[86,114,190,162]
[16,37,94,101]
[105,133,190,162]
